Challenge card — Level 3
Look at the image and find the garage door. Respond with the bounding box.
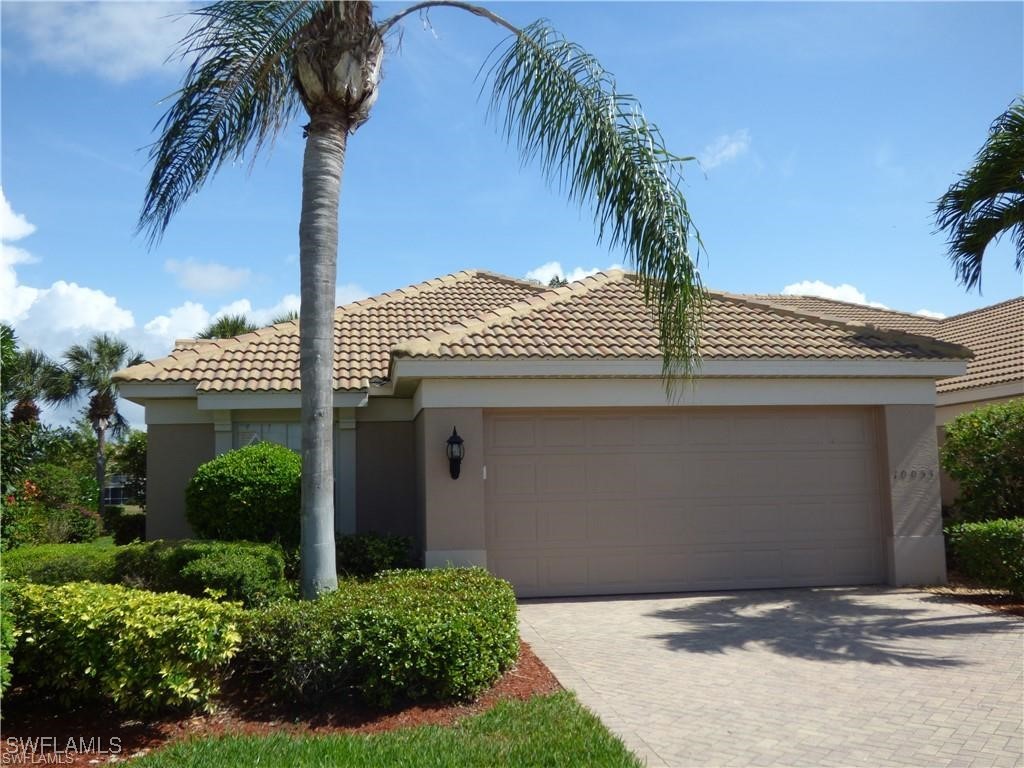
[484,408,885,597]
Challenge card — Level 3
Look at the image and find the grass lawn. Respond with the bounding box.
[132,692,640,768]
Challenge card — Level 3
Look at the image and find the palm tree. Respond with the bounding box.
[138,1,706,598]
[271,310,299,325]
[8,349,60,424]
[44,334,144,519]
[198,313,258,339]
[935,97,1024,291]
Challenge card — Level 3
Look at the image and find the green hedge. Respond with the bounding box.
[236,568,518,706]
[7,581,240,712]
[115,540,289,607]
[185,443,301,547]
[0,579,13,698]
[2,542,118,585]
[109,507,146,545]
[4,540,289,608]
[941,399,1024,521]
[336,533,414,578]
[946,519,1024,597]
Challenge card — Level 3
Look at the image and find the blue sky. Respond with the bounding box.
[2,1,1023,378]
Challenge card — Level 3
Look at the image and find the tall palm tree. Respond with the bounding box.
[139,1,706,598]
[935,97,1024,291]
[8,349,60,425]
[198,313,258,339]
[44,334,144,519]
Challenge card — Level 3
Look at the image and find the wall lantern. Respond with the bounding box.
[446,427,465,479]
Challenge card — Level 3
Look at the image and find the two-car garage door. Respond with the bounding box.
[484,408,885,598]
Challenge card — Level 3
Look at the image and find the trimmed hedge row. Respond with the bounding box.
[3,540,289,607]
[946,519,1024,597]
[7,581,240,712]
[336,533,414,577]
[236,568,519,706]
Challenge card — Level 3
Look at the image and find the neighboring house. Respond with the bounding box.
[115,270,972,598]
[741,294,1024,506]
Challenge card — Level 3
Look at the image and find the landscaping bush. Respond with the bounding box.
[336,533,415,577]
[236,568,518,706]
[6,581,240,713]
[112,509,146,544]
[114,540,288,607]
[941,399,1024,522]
[1,579,13,698]
[2,542,118,585]
[185,443,300,546]
[0,498,101,550]
[946,519,1024,597]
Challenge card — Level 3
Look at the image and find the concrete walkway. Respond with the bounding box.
[518,588,1023,768]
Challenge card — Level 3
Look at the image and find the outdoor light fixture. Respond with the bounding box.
[446,427,465,479]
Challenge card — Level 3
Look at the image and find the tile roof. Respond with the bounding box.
[742,293,1023,394]
[395,271,968,363]
[115,269,972,394]
[115,270,546,392]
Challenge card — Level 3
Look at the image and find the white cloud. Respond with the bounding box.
[524,261,623,286]
[781,280,889,309]
[336,283,368,306]
[142,301,211,351]
[1,188,36,240]
[914,308,946,319]
[699,129,751,170]
[5,2,192,82]
[165,258,252,295]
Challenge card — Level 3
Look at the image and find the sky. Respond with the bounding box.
[2,1,1023,427]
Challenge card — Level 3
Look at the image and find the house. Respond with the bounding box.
[738,293,1024,506]
[115,270,974,598]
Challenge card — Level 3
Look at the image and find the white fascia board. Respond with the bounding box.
[196,390,368,410]
[412,377,938,414]
[936,380,1024,407]
[118,382,197,403]
[392,357,968,382]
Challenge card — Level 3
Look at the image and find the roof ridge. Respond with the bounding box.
[392,269,627,358]
[941,294,1024,323]
[741,292,943,324]
[713,292,973,360]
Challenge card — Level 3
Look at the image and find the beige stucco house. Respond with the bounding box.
[741,293,1024,506]
[115,270,978,598]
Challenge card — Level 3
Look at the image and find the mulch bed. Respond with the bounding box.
[925,572,1024,618]
[1,640,561,765]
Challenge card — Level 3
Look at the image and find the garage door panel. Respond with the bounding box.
[485,408,884,597]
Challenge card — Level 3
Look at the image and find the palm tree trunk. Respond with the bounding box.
[298,114,347,598]
[94,421,107,520]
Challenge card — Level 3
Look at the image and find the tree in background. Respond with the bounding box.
[271,310,299,324]
[43,334,144,520]
[198,314,258,339]
[111,430,148,507]
[935,97,1024,290]
[139,1,705,598]
[547,275,569,288]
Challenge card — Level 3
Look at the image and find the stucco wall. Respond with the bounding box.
[355,421,417,541]
[879,404,946,585]
[146,422,214,540]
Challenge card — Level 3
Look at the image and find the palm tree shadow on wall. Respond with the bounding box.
[646,587,1016,668]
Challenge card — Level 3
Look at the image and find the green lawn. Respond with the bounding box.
[133,692,640,768]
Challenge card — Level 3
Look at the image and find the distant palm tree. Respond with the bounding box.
[139,1,705,598]
[935,97,1024,291]
[44,334,144,518]
[270,310,299,325]
[8,349,59,424]
[198,313,258,339]
[548,276,569,288]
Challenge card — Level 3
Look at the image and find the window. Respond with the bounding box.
[233,423,301,451]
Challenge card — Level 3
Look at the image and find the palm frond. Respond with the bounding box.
[484,20,706,379]
[138,1,315,244]
[198,314,258,339]
[935,97,1024,291]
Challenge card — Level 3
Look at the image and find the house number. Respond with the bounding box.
[892,468,936,481]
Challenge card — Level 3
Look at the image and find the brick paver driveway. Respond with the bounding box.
[518,588,1023,768]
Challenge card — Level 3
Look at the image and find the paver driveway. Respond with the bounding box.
[518,588,1023,768]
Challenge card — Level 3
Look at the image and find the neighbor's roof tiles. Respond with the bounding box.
[115,268,975,394]
[741,293,1023,394]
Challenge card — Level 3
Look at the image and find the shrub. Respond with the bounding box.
[185,443,300,546]
[336,533,414,577]
[236,568,518,706]
[6,581,240,713]
[946,519,1024,597]
[28,463,99,512]
[941,399,1024,522]
[112,510,146,545]
[2,542,118,585]
[1,579,13,698]
[0,499,100,550]
[114,540,288,607]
